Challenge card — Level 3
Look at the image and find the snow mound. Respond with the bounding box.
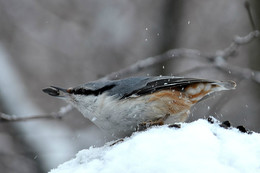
[49,119,260,173]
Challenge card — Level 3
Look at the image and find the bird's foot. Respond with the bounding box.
[136,114,170,131]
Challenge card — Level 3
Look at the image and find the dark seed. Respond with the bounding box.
[237,126,247,133]
[168,124,181,128]
[207,117,215,124]
[220,121,231,129]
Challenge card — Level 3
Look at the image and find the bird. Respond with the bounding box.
[43,76,236,138]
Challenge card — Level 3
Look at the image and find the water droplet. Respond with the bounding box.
[187,21,191,24]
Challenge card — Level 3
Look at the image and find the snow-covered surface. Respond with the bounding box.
[49,119,260,173]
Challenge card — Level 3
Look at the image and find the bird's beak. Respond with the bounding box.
[42,86,69,97]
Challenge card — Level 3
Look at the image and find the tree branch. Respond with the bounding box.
[0,105,73,122]
[215,61,260,84]
[101,30,260,81]
[99,48,207,81]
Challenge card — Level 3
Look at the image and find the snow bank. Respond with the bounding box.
[49,119,260,173]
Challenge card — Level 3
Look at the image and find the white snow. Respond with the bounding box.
[49,119,260,173]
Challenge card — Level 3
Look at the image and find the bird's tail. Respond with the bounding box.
[184,80,236,103]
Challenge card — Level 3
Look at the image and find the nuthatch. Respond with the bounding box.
[43,76,236,138]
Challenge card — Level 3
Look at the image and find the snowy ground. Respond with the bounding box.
[49,119,260,173]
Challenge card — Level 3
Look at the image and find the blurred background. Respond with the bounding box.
[0,0,259,172]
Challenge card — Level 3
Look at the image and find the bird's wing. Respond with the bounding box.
[120,76,216,99]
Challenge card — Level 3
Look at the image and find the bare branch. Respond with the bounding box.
[215,30,259,60]
[177,66,213,76]
[101,30,260,81]
[215,61,260,84]
[0,105,73,122]
[233,30,259,44]
[99,48,209,81]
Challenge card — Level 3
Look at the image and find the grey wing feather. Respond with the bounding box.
[108,77,151,98]
[118,76,216,99]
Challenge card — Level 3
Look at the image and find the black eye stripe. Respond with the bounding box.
[72,84,115,96]
[73,88,92,95]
